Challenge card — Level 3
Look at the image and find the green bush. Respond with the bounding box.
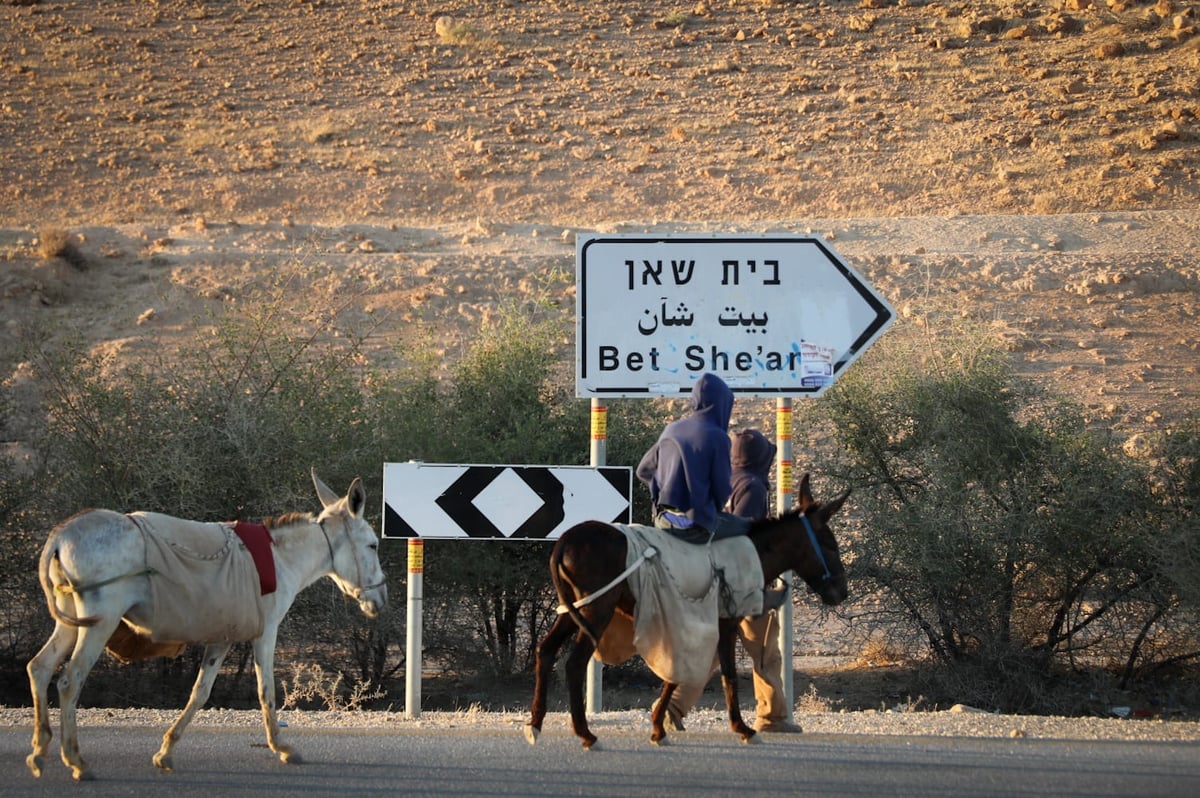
[800,323,1195,711]
[1,286,669,707]
[6,288,402,705]
[9,271,1190,715]
[27,310,376,519]
[1146,416,1200,611]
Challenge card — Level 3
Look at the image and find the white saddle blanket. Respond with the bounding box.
[128,512,266,644]
[616,523,764,685]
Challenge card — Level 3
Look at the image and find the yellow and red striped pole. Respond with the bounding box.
[587,398,606,713]
[404,537,424,718]
[776,398,796,720]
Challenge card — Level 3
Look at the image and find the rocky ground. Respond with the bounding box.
[2,704,1199,741]
[2,0,1198,226]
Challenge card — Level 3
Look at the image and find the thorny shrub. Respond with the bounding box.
[799,321,1199,712]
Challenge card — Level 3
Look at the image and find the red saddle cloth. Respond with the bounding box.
[231,521,277,595]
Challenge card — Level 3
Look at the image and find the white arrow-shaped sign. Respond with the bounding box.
[576,234,894,397]
[382,463,632,540]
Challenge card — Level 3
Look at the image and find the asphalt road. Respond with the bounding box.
[3,724,1198,798]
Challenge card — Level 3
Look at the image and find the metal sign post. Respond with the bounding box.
[775,399,796,719]
[587,399,607,713]
[404,538,423,718]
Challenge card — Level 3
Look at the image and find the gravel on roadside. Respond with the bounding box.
[3,706,1198,743]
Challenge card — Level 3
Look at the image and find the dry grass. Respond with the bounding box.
[36,227,70,260]
[35,227,86,270]
[279,662,386,712]
[434,15,495,48]
[658,11,691,28]
[797,681,835,713]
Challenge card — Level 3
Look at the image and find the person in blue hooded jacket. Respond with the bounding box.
[636,373,750,544]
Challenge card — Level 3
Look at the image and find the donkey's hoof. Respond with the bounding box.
[650,734,670,747]
[26,754,43,778]
[153,748,175,772]
[71,766,95,782]
[278,748,302,764]
[523,725,540,745]
[581,736,599,751]
[742,731,761,745]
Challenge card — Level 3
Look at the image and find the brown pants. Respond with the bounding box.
[668,611,788,722]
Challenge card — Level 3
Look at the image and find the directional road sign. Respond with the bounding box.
[382,462,632,540]
[577,234,894,397]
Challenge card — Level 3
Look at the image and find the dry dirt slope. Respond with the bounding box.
[2,209,1197,455]
[0,0,1197,228]
[1,1,1198,451]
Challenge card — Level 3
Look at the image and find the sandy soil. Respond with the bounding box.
[2,0,1197,447]
[3,0,1199,226]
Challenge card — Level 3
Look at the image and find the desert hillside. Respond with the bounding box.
[2,0,1198,446]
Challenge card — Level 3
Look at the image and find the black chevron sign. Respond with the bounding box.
[382,463,632,540]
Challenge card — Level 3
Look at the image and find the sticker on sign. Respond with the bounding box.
[576,234,894,397]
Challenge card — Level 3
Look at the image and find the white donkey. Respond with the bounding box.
[26,469,388,781]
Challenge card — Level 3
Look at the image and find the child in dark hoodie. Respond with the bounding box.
[728,427,776,521]
[636,372,750,544]
[728,428,799,732]
[658,427,802,734]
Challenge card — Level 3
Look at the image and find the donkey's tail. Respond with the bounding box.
[550,547,604,647]
[39,538,100,628]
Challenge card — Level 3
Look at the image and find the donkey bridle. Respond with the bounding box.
[800,512,834,587]
[318,518,387,593]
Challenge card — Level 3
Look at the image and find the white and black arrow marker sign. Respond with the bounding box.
[382,463,632,540]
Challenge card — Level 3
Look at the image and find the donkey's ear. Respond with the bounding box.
[347,477,367,518]
[797,473,813,510]
[312,468,340,509]
[822,488,851,520]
